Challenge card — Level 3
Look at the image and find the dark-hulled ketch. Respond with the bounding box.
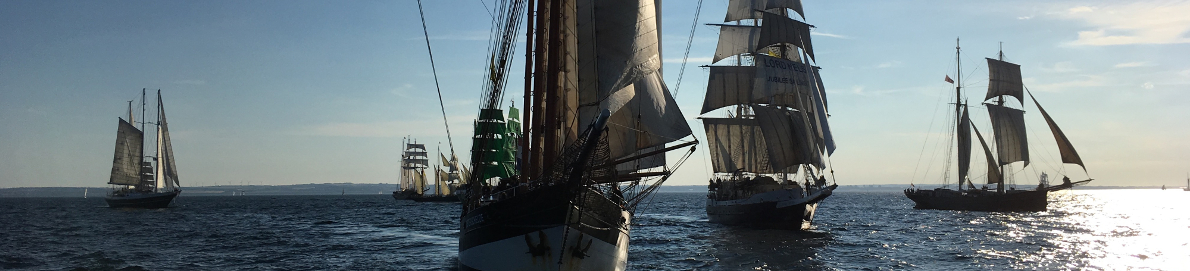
[456,0,697,269]
[106,89,181,208]
[700,0,838,230]
[904,40,1092,212]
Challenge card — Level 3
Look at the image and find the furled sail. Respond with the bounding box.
[725,0,805,22]
[986,104,1029,166]
[972,125,1002,185]
[1028,92,1086,171]
[756,11,815,61]
[712,25,761,63]
[109,118,144,185]
[157,92,179,188]
[985,58,1023,103]
[752,105,822,170]
[703,118,774,173]
[957,105,971,185]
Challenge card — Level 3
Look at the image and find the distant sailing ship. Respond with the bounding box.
[700,0,838,230]
[412,146,473,202]
[393,139,429,200]
[904,40,1092,212]
[457,0,698,269]
[105,89,181,208]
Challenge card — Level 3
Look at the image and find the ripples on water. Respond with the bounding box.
[1,190,1187,270]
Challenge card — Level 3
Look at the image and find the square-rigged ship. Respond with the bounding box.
[904,40,1093,212]
[700,0,839,230]
[456,0,697,270]
[106,89,181,208]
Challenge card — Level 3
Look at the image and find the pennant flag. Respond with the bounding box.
[944,75,955,84]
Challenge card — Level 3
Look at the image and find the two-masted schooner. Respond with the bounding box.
[904,40,1093,212]
[701,0,839,230]
[457,0,697,269]
[105,89,181,208]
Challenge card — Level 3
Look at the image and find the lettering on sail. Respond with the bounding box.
[753,54,812,100]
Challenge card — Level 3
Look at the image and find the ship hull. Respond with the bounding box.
[411,195,461,202]
[105,190,179,208]
[459,185,629,271]
[392,190,418,200]
[904,189,1048,212]
[706,185,835,230]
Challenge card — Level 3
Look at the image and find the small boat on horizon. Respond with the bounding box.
[105,89,181,208]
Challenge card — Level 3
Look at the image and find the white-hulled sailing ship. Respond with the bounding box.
[904,40,1093,212]
[106,89,181,208]
[393,139,429,200]
[457,0,698,270]
[701,0,838,230]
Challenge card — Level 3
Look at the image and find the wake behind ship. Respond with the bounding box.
[452,0,698,269]
[904,40,1092,212]
[699,1,839,229]
[105,89,182,208]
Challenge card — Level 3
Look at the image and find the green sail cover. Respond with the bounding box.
[471,107,520,180]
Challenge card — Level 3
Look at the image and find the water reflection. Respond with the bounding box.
[707,226,830,271]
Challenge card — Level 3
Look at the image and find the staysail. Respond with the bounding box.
[157,91,179,188]
[109,118,144,185]
[1028,91,1086,171]
[957,105,971,185]
[986,104,1029,166]
[972,125,1002,185]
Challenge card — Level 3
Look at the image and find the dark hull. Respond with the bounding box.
[392,190,417,200]
[706,186,835,230]
[459,184,629,270]
[904,189,1048,212]
[105,190,179,208]
[411,195,461,202]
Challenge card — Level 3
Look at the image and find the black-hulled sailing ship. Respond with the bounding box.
[106,89,181,208]
[412,146,474,202]
[393,139,429,200]
[904,40,1093,212]
[457,0,697,269]
[700,0,838,230]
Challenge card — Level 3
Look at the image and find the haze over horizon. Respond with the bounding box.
[2,0,1188,189]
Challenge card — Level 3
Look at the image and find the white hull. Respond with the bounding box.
[459,212,631,271]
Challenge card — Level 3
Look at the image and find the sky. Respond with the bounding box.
[1,0,1188,188]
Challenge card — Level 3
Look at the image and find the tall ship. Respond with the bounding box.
[904,40,1093,212]
[412,146,473,202]
[700,0,839,230]
[456,0,698,269]
[106,89,182,208]
[393,139,430,200]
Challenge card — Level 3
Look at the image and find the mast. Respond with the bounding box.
[522,0,535,179]
[955,38,963,190]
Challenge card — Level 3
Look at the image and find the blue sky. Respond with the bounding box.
[1,0,1187,188]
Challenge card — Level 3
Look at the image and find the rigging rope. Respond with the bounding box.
[671,0,704,96]
[417,0,456,154]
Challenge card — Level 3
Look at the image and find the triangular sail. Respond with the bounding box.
[957,105,972,187]
[109,118,144,185]
[157,92,179,188]
[986,104,1029,166]
[972,125,1002,185]
[985,58,1024,103]
[1028,91,1086,171]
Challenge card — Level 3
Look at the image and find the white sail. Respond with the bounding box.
[712,25,762,63]
[756,11,815,62]
[109,119,144,185]
[957,105,972,185]
[751,54,816,102]
[702,65,808,114]
[702,117,774,174]
[808,68,835,155]
[985,58,1024,103]
[604,73,693,170]
[1028,92,1086,171]
[986,104,1029,166]
[972,125,1002,185]
[576,0,663,119]
[725,0,805,22]
[413,170,425,193]
[437,169,451,196]
[752,105,822,170]
[157,92,179,189]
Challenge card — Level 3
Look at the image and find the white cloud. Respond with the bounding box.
[1142,82,1154,89]
[173,80,206,85]
[1040,61,1080,73]
[390,83,414,98]
[1017,15,1034,20]
[1058,3,1190,46]
[1113,62,1153,68]
[810,31,850,39]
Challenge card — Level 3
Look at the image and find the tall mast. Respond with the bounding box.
[522,0,535,180]
[955,38,963,189]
